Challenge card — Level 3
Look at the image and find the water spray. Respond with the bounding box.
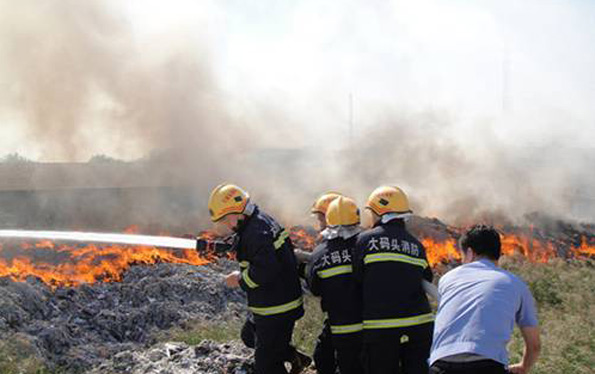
[0,229,232,254]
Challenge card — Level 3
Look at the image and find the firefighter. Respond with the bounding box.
[353,186,434,374]
[311,192,343,233]
[307,196,364,374]
[306,192,343,374]
[208,183,309,374]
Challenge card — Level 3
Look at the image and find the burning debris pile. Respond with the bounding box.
[408,214,595,266]
[0,261,246,372]
[0,218,593,372]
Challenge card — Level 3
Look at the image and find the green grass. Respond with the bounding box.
[293,295,325,355]
[501,258,595,374]
[157,317,244,345]
[0,333,57,374]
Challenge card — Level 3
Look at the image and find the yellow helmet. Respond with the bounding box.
[311,191,343,215]
[208,183,250,222]
[365,185,411,216]
[326,196,360,226]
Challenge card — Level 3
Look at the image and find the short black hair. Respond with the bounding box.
[460,224,501,260]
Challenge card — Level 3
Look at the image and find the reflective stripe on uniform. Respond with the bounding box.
[249,297,303,316]
[363,312,434,329]
[317,265,353,279]
[239,261,249,268]
[241,269,259,289]
[330,323,364,334]
[364,252,428,268]
[273,230,290,250]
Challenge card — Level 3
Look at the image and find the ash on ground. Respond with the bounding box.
[0,260,248,372]
[88,341,254,374]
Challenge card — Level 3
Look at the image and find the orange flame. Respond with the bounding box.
[290,227,318,251]
[0,226,224,288]
[422,237,461,266]
[0,241,211,288]
[500,233,557,263]
[573,236,595,257]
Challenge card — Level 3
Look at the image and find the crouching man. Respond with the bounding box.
[208,183,309,374]
[430,225,541,374]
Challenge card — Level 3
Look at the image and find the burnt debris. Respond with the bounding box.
[0,261,246,372]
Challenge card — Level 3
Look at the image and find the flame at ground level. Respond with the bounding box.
[1,226,594,288]
[0,239,213,288]
[422,233,594,266]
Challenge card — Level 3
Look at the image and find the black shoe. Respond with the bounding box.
[289,350,312,374]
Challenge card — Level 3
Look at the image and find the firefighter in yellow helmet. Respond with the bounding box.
[307,196,364,374]
[296,191,344,374]
[353,186,434,374]
[208,183,310,374]
[311,191,343,232]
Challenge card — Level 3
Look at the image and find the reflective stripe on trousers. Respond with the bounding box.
[249,297,303,316]
[363,312,434,329]
[330,323,364,334]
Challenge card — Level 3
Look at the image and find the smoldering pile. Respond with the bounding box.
[0,260,249,372]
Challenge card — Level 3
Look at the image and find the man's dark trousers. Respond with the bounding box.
[335,339,363,374]
[363,324,432,374]
[313,319,338,374]
[254,317,296,374]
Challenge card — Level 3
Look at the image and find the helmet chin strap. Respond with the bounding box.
[243,202,256,216]
[231,202,256,233]
[321,225,362,240]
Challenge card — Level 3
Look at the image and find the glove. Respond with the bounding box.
[294,249,312,263]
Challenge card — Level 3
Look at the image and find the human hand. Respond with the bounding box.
[225,271,241,288]
[507,363,526,374]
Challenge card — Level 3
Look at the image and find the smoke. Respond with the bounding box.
[0,0,252,174]
[0,0,593,230]
[335,111,595,225]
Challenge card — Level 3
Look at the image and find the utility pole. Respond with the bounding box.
[502,44,512,114]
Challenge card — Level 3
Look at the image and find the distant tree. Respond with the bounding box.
[88,154,125,164]
[1,153,34,164]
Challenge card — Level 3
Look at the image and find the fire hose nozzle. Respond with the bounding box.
[196,238,233,255]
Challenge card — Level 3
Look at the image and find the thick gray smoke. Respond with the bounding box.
[0,0,249,175]
[0,0,593,231]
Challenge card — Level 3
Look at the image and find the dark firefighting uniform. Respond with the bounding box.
[313,320,337,374]
[235,206,304,374]
[308,234,364,374]
[353,219,434,374]
[298,240,338,374]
